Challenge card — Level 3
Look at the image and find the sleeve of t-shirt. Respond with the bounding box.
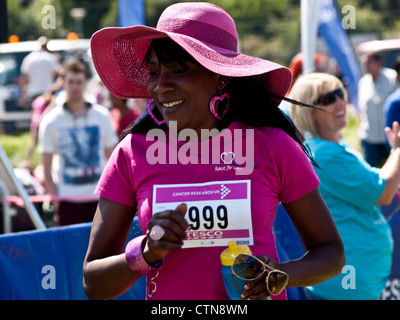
[95,135,136,208]
[385,100,400,129]
[20,54,30,74]
[37,116,56,154]
[274,131,320,204]
[319,150,386,212]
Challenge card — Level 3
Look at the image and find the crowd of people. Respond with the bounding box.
[16,37,144,226]
[7,1,400,300]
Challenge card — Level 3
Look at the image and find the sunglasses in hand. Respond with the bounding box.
[231,253,289,296]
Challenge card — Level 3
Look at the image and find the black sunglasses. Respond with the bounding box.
[315,88,345,106]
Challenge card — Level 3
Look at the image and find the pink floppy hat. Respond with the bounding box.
[90,2,292,102]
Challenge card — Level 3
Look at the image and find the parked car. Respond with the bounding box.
[0,39,91,134]
[356,38,400,70]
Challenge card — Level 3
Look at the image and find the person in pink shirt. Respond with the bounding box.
[83,2,344,300]
[109,92,141,137]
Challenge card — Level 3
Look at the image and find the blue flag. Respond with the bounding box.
[318,0,360,109]
[118,0,145,27]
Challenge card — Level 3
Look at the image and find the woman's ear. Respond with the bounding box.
[217,75,230,90]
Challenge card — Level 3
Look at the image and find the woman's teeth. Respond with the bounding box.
[335,112,345,117]
[162,99,184,108]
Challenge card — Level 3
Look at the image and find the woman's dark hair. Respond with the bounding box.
[122,38,317,166]
[224,76,318,166]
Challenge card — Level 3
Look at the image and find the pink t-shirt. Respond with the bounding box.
[109,107,141,136]
[95,121,319,300]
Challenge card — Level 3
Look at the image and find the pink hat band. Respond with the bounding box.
[157,18,238,52]
[90,2,292,102]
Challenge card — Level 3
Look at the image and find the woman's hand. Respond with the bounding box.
[143,203,189,265]
[379,121,400,205]
[384,121,400,151]
[240,255,284,300]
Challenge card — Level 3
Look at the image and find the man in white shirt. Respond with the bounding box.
[38,60,118,225]
[358,52,398,167]
[20,36,61,108]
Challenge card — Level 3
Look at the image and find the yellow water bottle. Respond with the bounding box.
[220,241,252,300]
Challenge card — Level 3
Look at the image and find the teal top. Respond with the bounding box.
[306,137,393,300]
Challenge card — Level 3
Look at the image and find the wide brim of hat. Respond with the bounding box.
[90,25,292,103]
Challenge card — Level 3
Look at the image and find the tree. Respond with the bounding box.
[6,0,400,65]
[7,0,62,40]
[6,0,114,40]
[0,0,8,42]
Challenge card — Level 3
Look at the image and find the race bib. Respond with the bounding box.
[152,180,253,248]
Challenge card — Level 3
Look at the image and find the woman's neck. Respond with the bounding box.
[317,131,340,143]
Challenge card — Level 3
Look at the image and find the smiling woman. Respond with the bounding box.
[83,2,345,301]
[289,72,400,300]
[312,87,347,143]
[145,38,227,135]
[289,73,348,140]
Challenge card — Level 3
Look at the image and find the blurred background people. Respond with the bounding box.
[19,73,64,172]
[109,92,141,137]
[358,52,397,167]
[19,36,61,110]
[279,52,328,116]
[290,73,399,300]
[383,56,400,151]
[288,52,328,93]
[38,60,117,226]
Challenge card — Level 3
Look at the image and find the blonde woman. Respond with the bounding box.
[290,73,400,299]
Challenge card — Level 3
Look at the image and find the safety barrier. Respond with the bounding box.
[380,197,400,299]
[0,219,145,300]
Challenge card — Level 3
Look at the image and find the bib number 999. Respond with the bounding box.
[187,205,228,230]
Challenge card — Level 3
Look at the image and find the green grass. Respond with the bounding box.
[0,131,39,168]
[342,114,361,152]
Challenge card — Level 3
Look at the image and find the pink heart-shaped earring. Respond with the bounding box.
[146,99,166,125]
[209,93,230,120]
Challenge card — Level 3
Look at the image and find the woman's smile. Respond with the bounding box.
[160,99,185,114]
[333,111,346,118]
[147,47,220,134]
[161,99,184,108]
